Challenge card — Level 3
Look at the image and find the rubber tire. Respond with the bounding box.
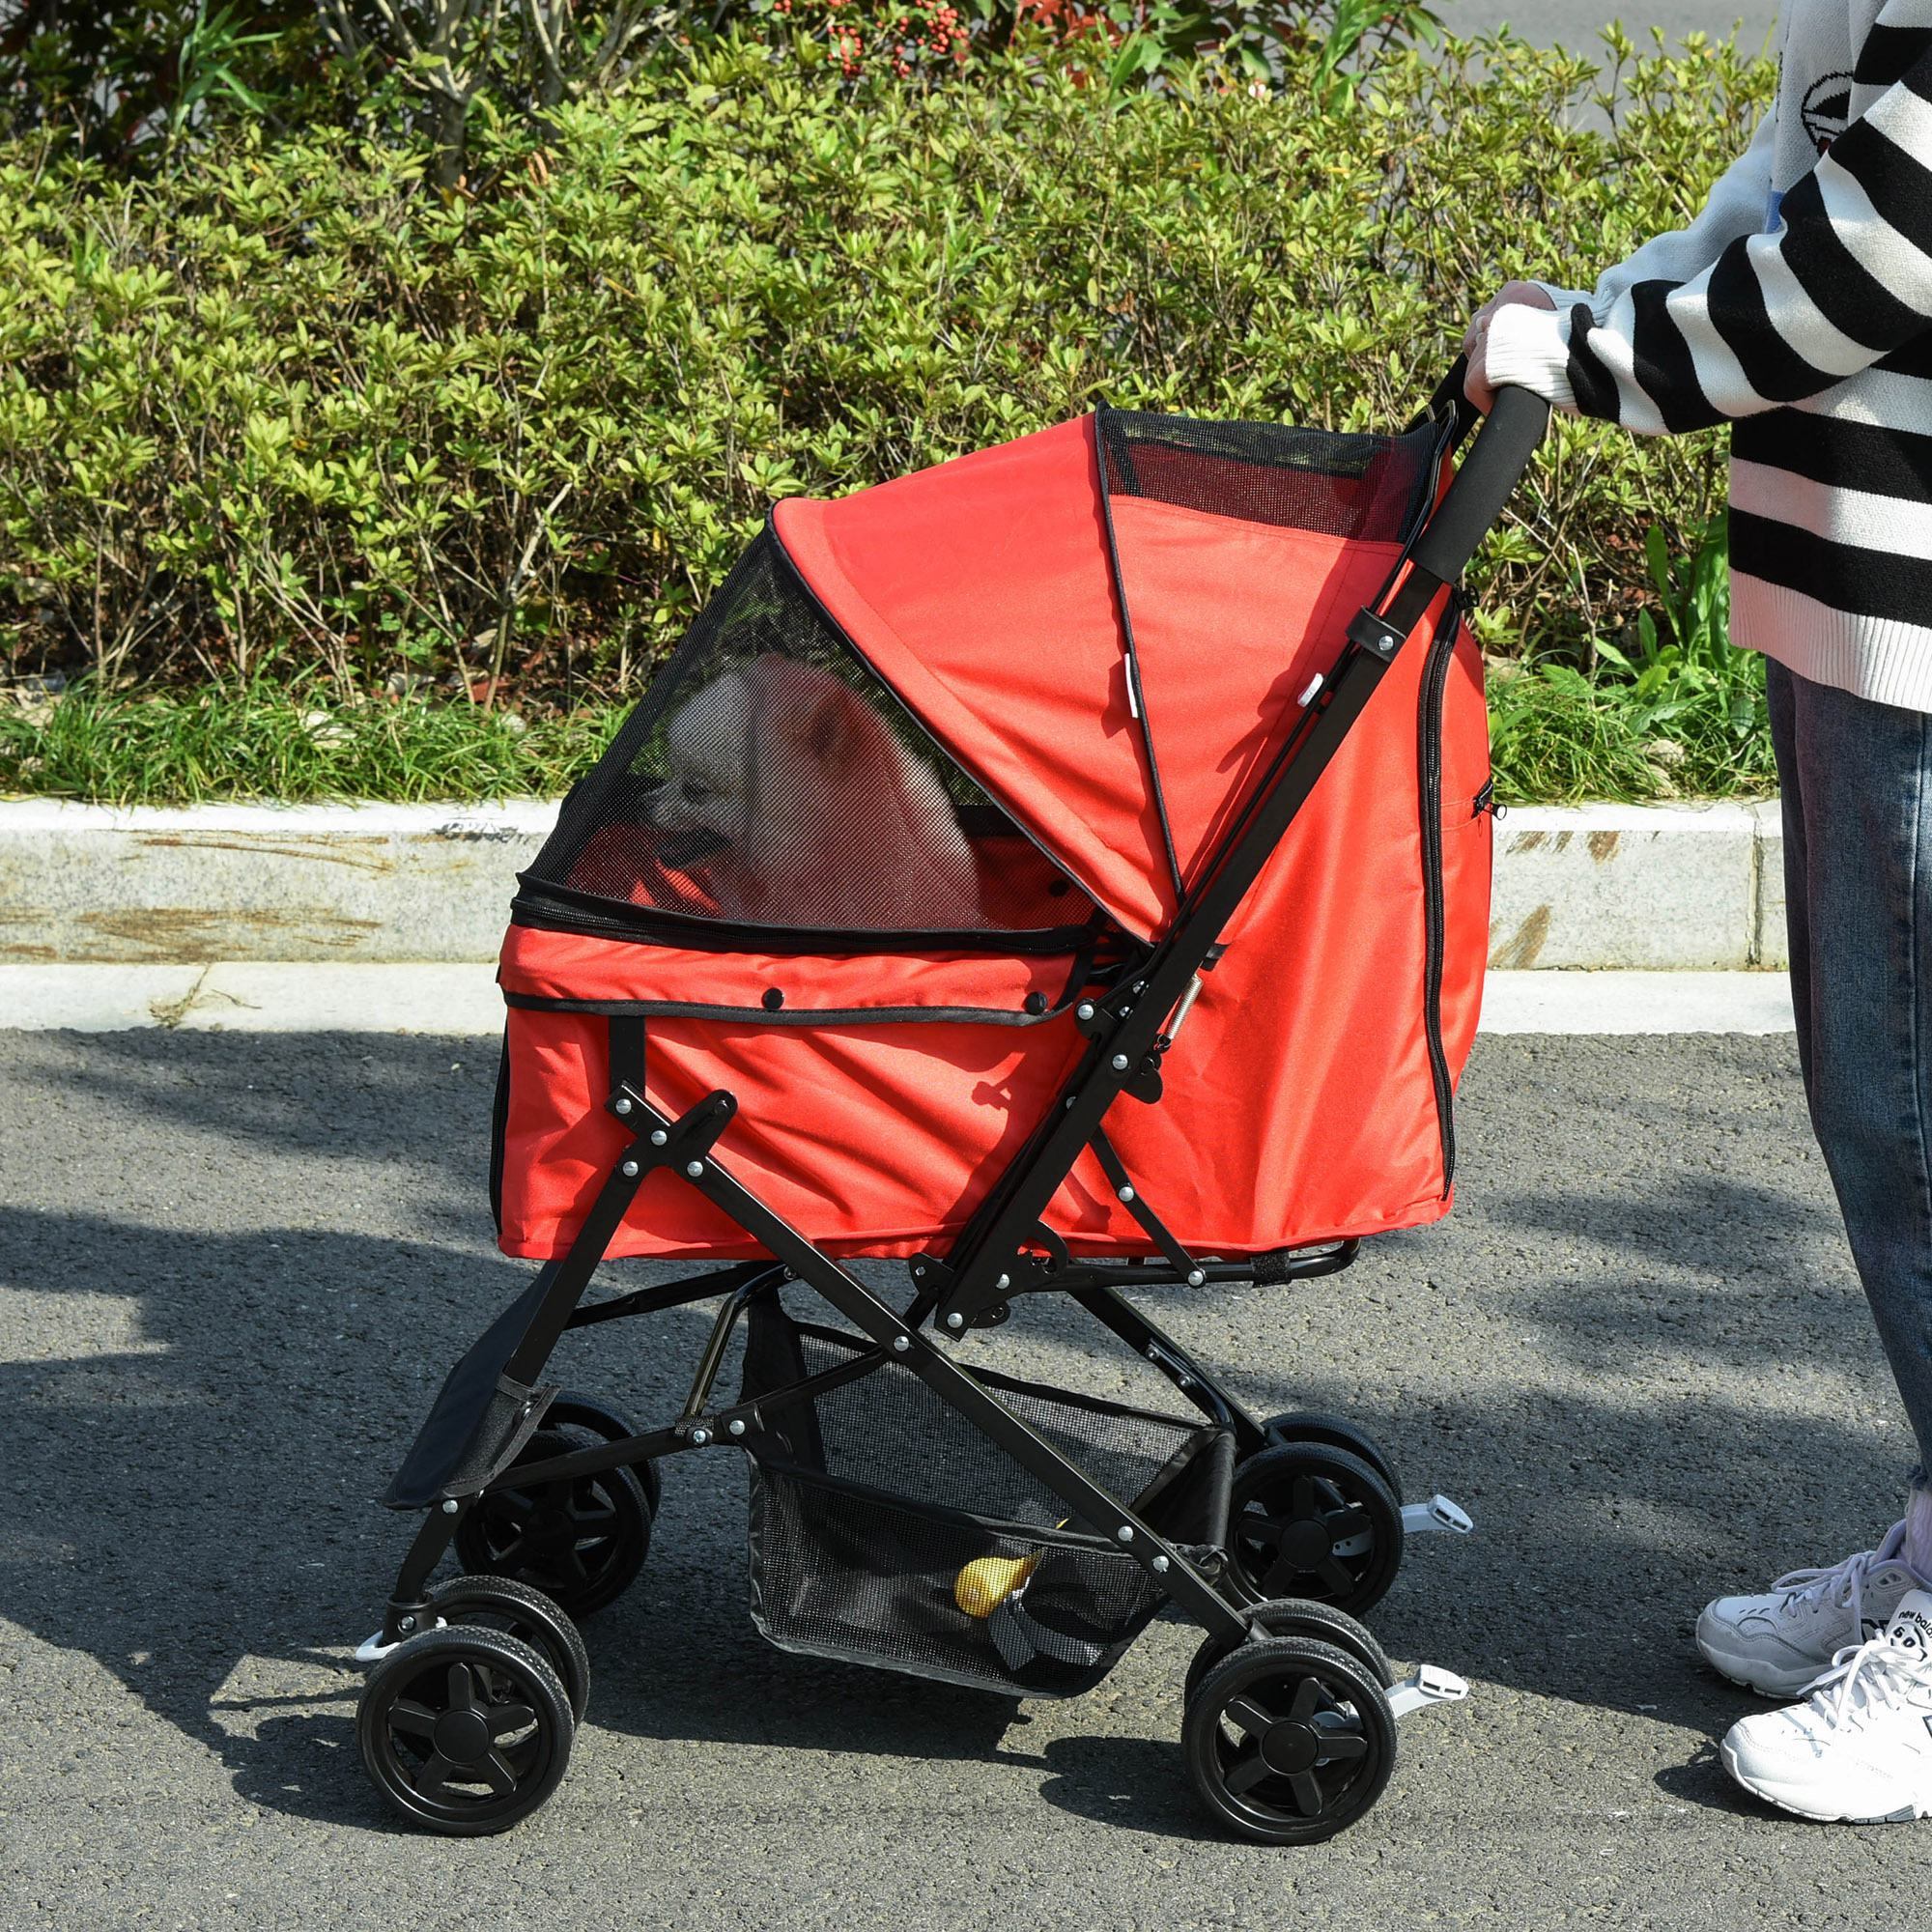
[548,1392,662,1515]
[454,1427,653,1618]
[1226,1441,1405,1617]
[359,1624,574,1837]
[1184,1597,1395,1706]
[428,1573,591,1719]
[1259,1410,1402,1501]
[1183,1634,1397,1845]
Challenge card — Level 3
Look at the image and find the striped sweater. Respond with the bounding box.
[1483,0,1932,713]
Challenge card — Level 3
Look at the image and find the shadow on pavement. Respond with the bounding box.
[0,1027,1907,1839]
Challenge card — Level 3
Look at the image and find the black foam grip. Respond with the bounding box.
[1408,382,1549,590]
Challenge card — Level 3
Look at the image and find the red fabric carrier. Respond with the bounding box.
[496,409,1491,1263]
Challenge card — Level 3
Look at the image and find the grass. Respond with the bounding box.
[0,658,1779,808]
[0,678,625,806]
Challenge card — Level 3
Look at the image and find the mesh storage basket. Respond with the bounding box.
[738,1299,1235,1697]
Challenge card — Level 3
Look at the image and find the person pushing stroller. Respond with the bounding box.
[1464,0,1932,1826]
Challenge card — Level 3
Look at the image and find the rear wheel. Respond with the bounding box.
[1257,1411,1402,1500]
[359,1625,574,1836]
[1183,1634,1396,1844]
[455,1427,653,1618]
[1183,1598,1394,1706]
[1225,1442,1404,1616]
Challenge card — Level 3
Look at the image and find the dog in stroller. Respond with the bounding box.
[647,654,983,930]
[349,374,1546,1844]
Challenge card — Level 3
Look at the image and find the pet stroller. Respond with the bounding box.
[353,371,1548,1844]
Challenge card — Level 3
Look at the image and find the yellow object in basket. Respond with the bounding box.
[953,1550,1042,1619]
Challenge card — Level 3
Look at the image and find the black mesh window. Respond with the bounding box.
[1098,410,1441,544]
[517,530,1099,944]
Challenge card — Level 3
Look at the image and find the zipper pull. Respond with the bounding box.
[1473,779,1503,822]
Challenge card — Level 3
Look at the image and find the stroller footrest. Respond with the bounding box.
[1400,1494,1473,1537]
[1388,1665,1469,1720]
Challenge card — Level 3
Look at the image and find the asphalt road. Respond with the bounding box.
[1449,2,1780,46]
[3,1028,1928,1930]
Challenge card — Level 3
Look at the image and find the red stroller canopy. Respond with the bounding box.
[777,413,1435,941]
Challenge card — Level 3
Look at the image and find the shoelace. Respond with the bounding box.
[1803,1633,1932,1729]
[1773,1546,1880,1633]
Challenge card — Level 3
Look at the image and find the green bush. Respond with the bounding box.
[0,25,1774,800]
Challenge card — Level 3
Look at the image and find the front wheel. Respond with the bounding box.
[427,1572,590,1719]
[358,1625,574,1836]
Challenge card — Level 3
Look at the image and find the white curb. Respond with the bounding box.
[0,963,1795,1036]
[0,795,1787,971]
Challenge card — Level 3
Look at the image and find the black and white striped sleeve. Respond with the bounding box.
[1484,3,1932,434]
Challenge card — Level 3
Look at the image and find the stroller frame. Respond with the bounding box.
[358,378,1548,1841]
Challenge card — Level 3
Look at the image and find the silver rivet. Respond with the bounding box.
[892,1335,909,1353]
[913,1265,925,1278]
[686,1160,704,1178]
[1151,1554,1170,1574]
[1117,1184,1134,1203]
[614,1096,632,1115]
[650,1129,668,1146]
[1120,1006,1133,1017]
[1076,1002,1095,1021]
[1116,1525,1134,1544]
[441,1499,458,1515]
[1186,1268,1205,1287]
[728,1418,747,1437]
[691,1427,710,1446]
[622,1159,639,1178]
[1111,1054,1129,1071]
[1131,982,1146,994]
[995,1274,1010,1291]
[946,1312,964,1331]
[399,1615,415,1632]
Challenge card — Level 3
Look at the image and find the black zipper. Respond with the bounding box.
[1417,595,1463,1196]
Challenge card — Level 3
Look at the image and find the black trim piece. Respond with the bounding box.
[488,1028,510,1239]
[508,884,1108,960]
[1094,404,1185,901]
[503,989,1087,1029]
[1417,596,1462,1196]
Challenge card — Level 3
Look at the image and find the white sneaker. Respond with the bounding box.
[1720,1590,1932,1823]
[1696,1522,1923,1698]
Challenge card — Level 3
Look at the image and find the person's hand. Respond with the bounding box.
[1463,280,1557,413]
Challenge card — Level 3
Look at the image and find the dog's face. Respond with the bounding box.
[648,671,755,864]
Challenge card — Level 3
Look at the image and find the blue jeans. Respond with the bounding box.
[1769,658,1932,1488]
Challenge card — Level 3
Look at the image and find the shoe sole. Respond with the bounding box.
[1719,1742,1931,1825]
[1696,1642,1827,1701]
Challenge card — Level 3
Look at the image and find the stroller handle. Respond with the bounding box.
[1408,373,1550,596]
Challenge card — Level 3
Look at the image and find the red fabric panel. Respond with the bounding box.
[497,998,1093,1262]
[1095,606,1489,1246]
[775,420,1169,938]
[1104,497,1402,889]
